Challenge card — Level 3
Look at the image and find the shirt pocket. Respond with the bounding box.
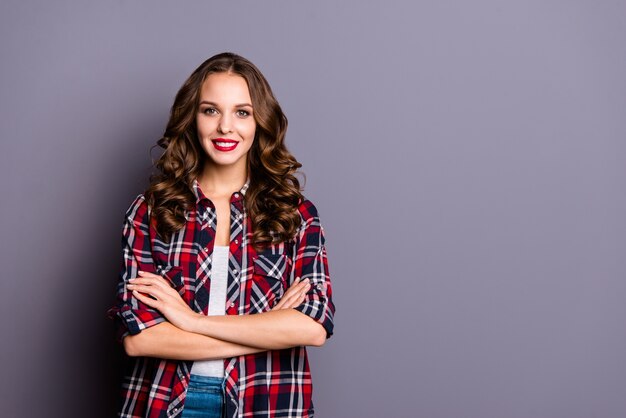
[249,253,289,313]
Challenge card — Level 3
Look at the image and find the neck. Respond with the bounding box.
[198,160,248,198]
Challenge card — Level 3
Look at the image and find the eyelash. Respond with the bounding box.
[202,108,250,117]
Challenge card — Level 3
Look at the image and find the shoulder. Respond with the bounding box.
[296,196,321,223]
[295,196,326,243]
[124,194,151,223]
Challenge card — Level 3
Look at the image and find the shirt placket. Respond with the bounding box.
[167,200,217,418]
[224,191,246,417]
[193,200,217,314]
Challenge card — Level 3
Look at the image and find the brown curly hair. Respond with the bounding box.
[144,52,304,250]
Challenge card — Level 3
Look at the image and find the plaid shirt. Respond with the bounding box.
[106,178,335,418]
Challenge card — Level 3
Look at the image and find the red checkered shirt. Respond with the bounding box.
[106,178,335,417]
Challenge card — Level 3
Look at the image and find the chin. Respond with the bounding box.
[207,154,246,167]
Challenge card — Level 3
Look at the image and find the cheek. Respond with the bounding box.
[245,122,257,142]
[247,127,256,141]
[196,119,213,138]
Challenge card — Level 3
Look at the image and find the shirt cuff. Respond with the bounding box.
[106,303,167,344]
[293,297,335,339]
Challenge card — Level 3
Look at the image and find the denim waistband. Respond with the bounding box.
[188,373,226,390]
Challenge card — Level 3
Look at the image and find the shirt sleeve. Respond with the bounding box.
[105,195,167,344]
[291,200,336,339]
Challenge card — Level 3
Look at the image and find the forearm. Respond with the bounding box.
[189,309,327,350]
[123,321,265,360]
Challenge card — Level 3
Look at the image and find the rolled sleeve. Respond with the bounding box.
[105,195,167,344]
[291,200,335,339]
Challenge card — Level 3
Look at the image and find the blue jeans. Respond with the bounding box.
[181,374,225,418]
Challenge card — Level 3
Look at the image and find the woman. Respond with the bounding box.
[106,52,335,418]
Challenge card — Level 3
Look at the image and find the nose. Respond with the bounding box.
[217,114,233,134]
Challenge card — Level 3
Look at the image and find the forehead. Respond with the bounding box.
[199,72,251,102]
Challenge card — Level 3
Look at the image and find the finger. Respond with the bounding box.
[285,283,310,308]
[300,283,311,298]
[273,284,301,311]
[272,298,285,310]
[138,271,162,278]
[138,271,172,285]
[279,284,309,309]
[287,280,308,297]
[132,289,160,308]
[277,293,296,309]
[128,284,164,301]
[130,276,170,292]
[137,271,170,285]
[281,283,304,304]
[128,277,160,286]
[286,278,307,293]
[288,277,302,287]
[301,282,311,293]
[272,278,310,311]
[292,284,311,307]
[130,278,185,305]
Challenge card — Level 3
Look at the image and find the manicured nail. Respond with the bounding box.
[138,271,145,275]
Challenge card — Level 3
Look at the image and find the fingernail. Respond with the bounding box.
[129,278,136,282]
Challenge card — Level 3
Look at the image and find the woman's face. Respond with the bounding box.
[196,72,256,172]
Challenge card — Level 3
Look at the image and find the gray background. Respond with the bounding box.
[1,1,625,417]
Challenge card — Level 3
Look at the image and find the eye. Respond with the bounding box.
[202,107,218,115]
[237,109,251,117]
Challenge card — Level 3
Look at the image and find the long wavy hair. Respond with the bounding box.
[144,52,304,250]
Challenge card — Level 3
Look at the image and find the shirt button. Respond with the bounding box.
[234,193,239,198]
[230,302,235,308]
[234,239,239,244]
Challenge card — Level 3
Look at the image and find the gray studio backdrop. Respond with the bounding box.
[2,1,625,417]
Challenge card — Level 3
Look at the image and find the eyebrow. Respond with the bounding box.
[199,100,253,108]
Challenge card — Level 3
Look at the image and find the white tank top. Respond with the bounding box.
[190,245,229,377]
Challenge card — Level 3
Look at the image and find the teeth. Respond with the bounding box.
[216,142,236,147]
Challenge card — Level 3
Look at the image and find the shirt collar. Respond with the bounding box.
[191,177,250,205]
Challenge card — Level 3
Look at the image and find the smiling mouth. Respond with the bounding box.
[211,139,239,151]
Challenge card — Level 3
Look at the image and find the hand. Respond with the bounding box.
[272,277,310,311]
[127,271,201,332]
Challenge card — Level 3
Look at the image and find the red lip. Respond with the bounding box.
[211,138,239,152]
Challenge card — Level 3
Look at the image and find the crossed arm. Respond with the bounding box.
[122,274,326,359]
[111,197,333,361]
